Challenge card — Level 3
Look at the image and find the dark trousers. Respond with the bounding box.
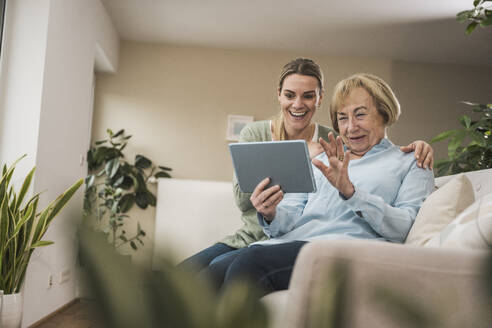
[177,243,237,271]
[203,240,307,297]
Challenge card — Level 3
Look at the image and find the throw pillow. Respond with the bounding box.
[405,173,474,246]
[433,193,492,249]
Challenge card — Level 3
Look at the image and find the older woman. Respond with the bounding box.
[180,60,434,272]
[203,73,435,295]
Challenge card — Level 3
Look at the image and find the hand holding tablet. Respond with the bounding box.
[249,177,283,221]
[229,140,317,193]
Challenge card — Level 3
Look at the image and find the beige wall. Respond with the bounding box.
[92,41,492,267]
[93,41,393,181]
[389,61,492,160]
[0,0,119,325]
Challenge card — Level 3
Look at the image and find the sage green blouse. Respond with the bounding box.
[220,120,335,249]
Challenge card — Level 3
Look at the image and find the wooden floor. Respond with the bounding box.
[30,299,102,328]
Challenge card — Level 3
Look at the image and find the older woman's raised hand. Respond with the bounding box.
[250,177,284,222]
[312,133,355,199]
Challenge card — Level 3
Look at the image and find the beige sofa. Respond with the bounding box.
[153,168,492,327]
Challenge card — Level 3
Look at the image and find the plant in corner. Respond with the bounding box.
[431,0,492,177]
[84,128,172,251]
[456,0,492,34]
[431,102,492,176]
[0,155,83,326]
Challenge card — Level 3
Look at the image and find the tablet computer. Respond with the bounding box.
[229,140,317,193]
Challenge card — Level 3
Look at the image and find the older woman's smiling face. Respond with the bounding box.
[337,87,386,158]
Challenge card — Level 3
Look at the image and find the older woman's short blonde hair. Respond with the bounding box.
[330,73,401,133]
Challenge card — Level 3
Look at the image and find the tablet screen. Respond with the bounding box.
[229,140,317,193]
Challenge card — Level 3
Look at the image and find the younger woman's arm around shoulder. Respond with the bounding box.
[400,140,434,170]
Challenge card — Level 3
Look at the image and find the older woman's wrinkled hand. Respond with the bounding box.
[312,133,355,199]
[250,177,284,222]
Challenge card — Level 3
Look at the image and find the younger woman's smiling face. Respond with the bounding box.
[278,74,322,138]
[337,87,386,158]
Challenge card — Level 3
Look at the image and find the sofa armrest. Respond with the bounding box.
[283,240,491,328]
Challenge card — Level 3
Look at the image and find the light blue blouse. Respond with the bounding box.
[254,138,435,245]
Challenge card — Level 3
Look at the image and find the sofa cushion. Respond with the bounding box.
[478,194,492,246]
[405,174,474,246]
[426,193,492,249]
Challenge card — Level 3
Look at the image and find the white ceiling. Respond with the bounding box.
[101,0,492,67]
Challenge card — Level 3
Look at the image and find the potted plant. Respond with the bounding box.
[84,129,172,252]
[431,0,492,176]
[431,102,492,176]
[0,156,83,327]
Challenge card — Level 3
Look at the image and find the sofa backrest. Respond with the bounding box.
[435,167,492,199]
[153,168,492,268]
[152,179,242,267]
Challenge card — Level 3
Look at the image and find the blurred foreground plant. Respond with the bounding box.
[80,226,492,328]
[78,225,269,328]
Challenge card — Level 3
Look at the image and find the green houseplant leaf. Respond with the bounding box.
[105,159,120,179]
[447,130,467,157]
[155,171,171,178]
[459,115,472,129]
[135,191,150,209]
[466,21,478,34]
[135,155,152,169]
[119,193,134,213]
[430,130,459,143]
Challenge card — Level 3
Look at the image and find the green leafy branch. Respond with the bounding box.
[457,0,492,34]
[431,102,492,176]
[84,128,172,251]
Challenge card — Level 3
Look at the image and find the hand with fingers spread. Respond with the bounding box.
[312,132,355,199]
[399,140,434,170]
[250,177,284,222]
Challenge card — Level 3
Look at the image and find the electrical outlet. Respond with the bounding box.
[59,269,71,284]
[47,274,53,289]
